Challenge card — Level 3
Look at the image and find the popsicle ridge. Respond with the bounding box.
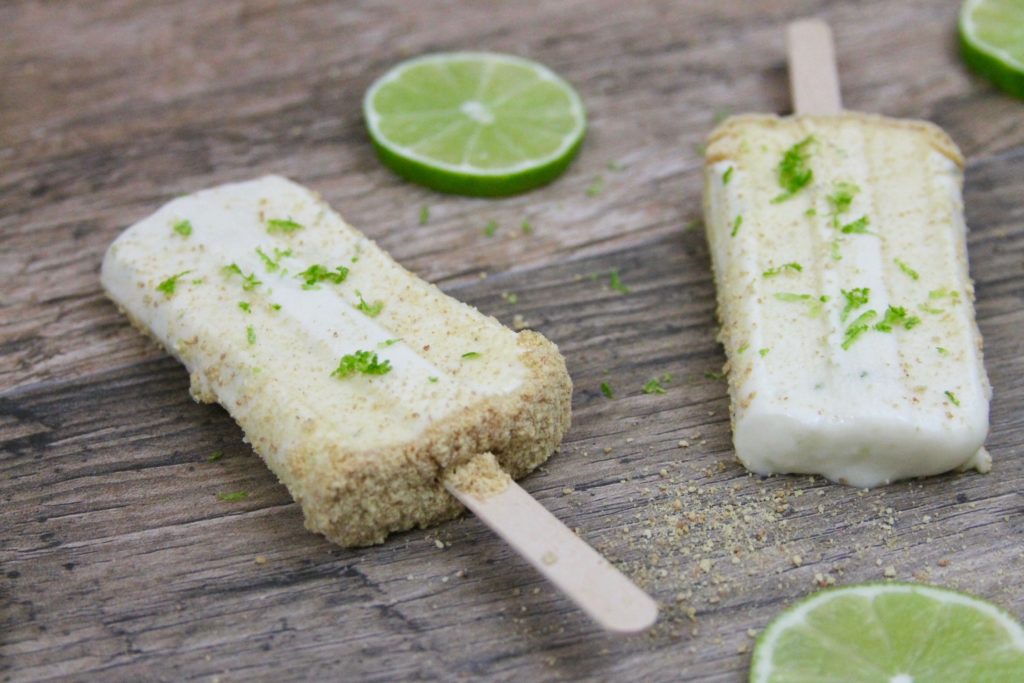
[703,113,990,487]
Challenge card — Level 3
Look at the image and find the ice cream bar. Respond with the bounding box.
[101,175,572,546]
[703,111,991,487]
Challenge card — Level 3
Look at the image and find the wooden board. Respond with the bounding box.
[2,0,1022,680]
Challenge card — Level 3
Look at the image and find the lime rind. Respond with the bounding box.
[363,52,586,196]
[959,0,1024,99]
[750,582,1024,683]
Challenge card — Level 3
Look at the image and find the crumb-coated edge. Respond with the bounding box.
[290,329,573,547]
[705,111,964,167]
[105,291,572,548]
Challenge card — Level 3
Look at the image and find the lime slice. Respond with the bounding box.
[363,52,586,196]
[959,0,1024,99]
[751,583,1024,683]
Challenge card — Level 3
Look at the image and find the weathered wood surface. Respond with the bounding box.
[2,0,1022,680]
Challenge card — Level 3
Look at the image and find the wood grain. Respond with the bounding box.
[2,1,1022,681]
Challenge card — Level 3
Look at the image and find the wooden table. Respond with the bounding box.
[3,1,1022,680]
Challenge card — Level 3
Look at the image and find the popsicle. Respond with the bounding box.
[702,20,991,487]
[102,175,657,632]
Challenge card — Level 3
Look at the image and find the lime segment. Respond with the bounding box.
[960,0,1024,98]
[751,583,1024,683]
[364,52,586,196]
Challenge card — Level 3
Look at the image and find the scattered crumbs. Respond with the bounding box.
[609,268,630,294]
[814,572,835,587]
[483,220,498,237]
[462,351,481,359]
[600,382,615,399]
[511,314,527,330]
[562,487,574,496]
[266,218,303,233]
[434,539,445,550]
[419,206,430,226]
[217,490,249,502]
[207,451,224,462]
[791,555,803,568]
[883,565,897,578]
[677,440,689,448]
[172,219,193,237]
[502,291,518,305]
[254,555,267,565]
[586,175,604,197]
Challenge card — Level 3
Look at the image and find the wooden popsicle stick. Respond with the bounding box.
[787,19,843,115]
[445,477,658,634]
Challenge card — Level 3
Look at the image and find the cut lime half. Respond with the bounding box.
[750,582,1024,683]
[960,0,1024,99]
[363,52,587,196]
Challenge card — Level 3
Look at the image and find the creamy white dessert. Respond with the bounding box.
[703,113,991,487]
[101,175,571,545]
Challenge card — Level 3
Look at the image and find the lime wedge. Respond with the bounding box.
[363,52,586,196]
[959,0,1024,99]
[750,583,1024,683]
